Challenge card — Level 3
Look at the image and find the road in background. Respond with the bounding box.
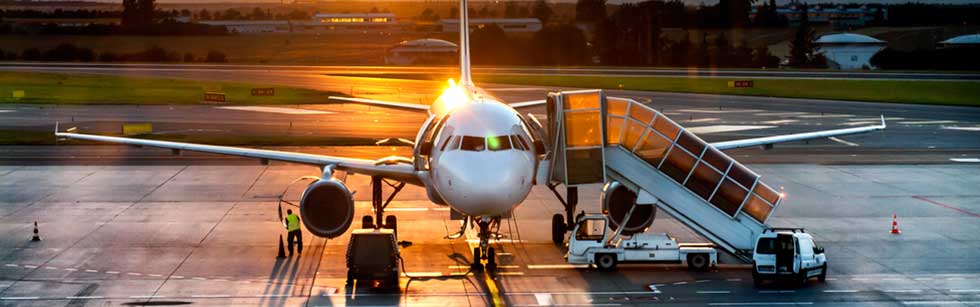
[3,62,980,81]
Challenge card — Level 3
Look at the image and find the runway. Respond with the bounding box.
[1,163,979,306]
[3,63,980,81]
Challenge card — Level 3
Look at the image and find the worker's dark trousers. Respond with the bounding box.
[287,230,303,255]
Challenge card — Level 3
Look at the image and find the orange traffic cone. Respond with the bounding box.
[890,214,901,234]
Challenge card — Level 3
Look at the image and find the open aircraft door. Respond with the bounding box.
[546,90,608,186]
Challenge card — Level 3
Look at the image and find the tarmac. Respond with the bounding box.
[1,162,979,306]
[1,65,979,306]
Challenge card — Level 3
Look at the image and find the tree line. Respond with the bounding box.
[0,43,228,63]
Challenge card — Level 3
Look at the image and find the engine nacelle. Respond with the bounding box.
[299,178,355,238]
[601,181,657,235]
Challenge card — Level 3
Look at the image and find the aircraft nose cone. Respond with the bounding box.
[437,151,534,216]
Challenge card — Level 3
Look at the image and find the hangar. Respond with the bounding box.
[385,38,458,65]
[815,33,887,69]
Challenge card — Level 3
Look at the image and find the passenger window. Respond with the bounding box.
[460,136,486,151]
[487,135,512,151]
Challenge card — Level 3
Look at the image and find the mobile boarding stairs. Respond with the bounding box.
[540,90,784,262]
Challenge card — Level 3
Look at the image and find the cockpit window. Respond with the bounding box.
[511,135,530,151]
[440,135,459,151]
[460,136,486,151]
[487,136,512,151]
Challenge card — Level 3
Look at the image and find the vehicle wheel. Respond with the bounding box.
[551,214,566,245]
[595,253,617,271]
[818,264,827,282]
[385,215,398,238]
[346,271,354,286]
[752,271,764,287]
[362,215,374,229]
[797,271,809,287]
[386,272,400,289]
[687,253,709,271]
[486,247,497,272]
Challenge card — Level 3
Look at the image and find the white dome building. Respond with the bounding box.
[815,33,887,69]
[385,39,458,65]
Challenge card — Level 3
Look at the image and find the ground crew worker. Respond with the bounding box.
[284,209,302,256]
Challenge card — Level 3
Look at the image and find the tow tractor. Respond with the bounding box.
[566,213,717,271]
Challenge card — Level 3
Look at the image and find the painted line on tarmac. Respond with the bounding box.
[898,120,957,125]
[943,126,980,132]
[840,121,880,126]
[682,118,720,123]
[950,289,980,293]
[762,119,798,125]
[912,196,980,218]
[950,158,980,163]
[677,109,761,114]
[797,114,855,118]
[708,302,812,306]
[823,290,860,293]
[66,296,103,299]
[129,295,164,299]
[882,289,923,293]
[1,297,41,300]
[534,293,553,305]
[686,125,775,134]
[829,137,860,147]
[903,301,980,305]
[216,106,334,115]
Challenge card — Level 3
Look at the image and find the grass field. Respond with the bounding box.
[0,129,382,146]
[479,75,980,107]
[0,72,343,105]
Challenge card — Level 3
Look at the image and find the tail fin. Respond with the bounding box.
[458,0,473,86]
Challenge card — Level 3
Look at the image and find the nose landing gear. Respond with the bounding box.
[470,218,499,273]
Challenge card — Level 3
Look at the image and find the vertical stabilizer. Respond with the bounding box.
[458,0,473,86]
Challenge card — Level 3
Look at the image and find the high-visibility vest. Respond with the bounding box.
[286,214,300,232]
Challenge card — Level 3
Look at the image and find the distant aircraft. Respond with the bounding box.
[56,0,885,272]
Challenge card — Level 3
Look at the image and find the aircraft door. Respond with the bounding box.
[547,90,607,186]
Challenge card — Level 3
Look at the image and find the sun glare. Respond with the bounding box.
[435,78,469,113]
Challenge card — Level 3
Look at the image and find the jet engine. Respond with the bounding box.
[299,177,355,238]
[600,181,656,235]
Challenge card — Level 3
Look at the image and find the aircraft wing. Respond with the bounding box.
[710,116,886,150]
[55,129,421,185]
[328,96,430,112]
[509,99,546,109]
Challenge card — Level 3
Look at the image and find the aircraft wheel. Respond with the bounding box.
[551,214,566,245]
[486,247,497,272]
[595,253,617,271]
[470,247,484,272]
[362,215,374,229]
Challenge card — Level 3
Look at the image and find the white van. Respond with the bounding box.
[752,228,827,287]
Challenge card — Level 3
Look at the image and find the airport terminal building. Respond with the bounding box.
[198,13,399,34]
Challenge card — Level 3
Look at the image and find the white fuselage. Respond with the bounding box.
[421,85,538,218]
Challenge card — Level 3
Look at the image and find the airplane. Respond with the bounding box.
[55,0,886,272]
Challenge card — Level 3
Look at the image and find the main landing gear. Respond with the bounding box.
[470,217,499,273]
[361,176,406,235]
